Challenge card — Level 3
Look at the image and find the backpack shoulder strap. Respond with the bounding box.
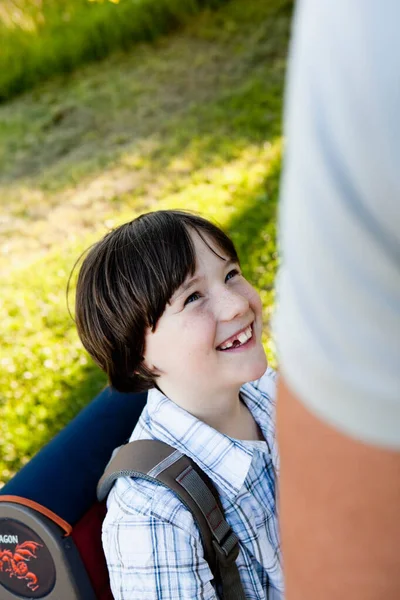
[97,439,246,600]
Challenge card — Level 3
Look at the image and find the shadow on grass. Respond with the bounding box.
[227,143,281,289]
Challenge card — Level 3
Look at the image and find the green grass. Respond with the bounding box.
[0,0,292,486]
[0,0,229,101]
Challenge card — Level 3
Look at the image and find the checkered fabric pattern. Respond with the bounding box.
[103,367,283,599]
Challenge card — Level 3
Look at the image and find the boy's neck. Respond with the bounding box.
[161,385,263,442]
[201,399,263,441]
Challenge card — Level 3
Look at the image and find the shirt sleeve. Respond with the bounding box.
[274,0,400,447]
[103,481,217,600]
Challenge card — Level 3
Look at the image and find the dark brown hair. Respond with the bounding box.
[75,210,239,392]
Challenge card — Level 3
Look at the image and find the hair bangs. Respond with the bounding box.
[132,214,198,330]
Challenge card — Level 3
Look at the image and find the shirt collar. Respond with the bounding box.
[136,387,256,499]
[241,372,279,473]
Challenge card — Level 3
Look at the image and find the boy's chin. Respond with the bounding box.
[240,356,268,385]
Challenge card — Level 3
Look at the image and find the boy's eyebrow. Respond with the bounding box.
[170,275,203,303]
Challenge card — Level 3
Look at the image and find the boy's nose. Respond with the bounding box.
[216,287,250,322]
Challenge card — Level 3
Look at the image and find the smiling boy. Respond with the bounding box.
[75,210,283,599]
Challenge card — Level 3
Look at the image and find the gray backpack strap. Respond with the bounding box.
[97,439,246,600]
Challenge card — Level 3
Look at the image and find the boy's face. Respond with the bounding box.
[143,230,267,406]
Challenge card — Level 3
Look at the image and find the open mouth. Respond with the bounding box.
[217,324,253,351]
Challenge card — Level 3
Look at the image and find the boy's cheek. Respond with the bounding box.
[247,287,263,312]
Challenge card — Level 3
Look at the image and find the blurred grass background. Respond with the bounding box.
[0,0,292,486]
[0,0,227,101]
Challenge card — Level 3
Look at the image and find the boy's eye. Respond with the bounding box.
[184,292,201,306]
[225,268,240,282]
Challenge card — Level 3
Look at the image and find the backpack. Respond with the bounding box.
[98,439,247,600]
[0,387,147,600]
[0,387,246,599]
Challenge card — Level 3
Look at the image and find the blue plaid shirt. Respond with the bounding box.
[103,367,283,599]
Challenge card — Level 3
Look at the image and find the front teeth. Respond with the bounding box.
[237,331,249,344]
[220,325,252,350]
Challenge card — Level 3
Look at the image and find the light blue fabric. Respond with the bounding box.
[275,0,400,447]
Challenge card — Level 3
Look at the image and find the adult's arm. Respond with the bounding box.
[275,0,400,598]
[277,377,400,599]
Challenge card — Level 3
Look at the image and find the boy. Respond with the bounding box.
[75,210,283,599]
